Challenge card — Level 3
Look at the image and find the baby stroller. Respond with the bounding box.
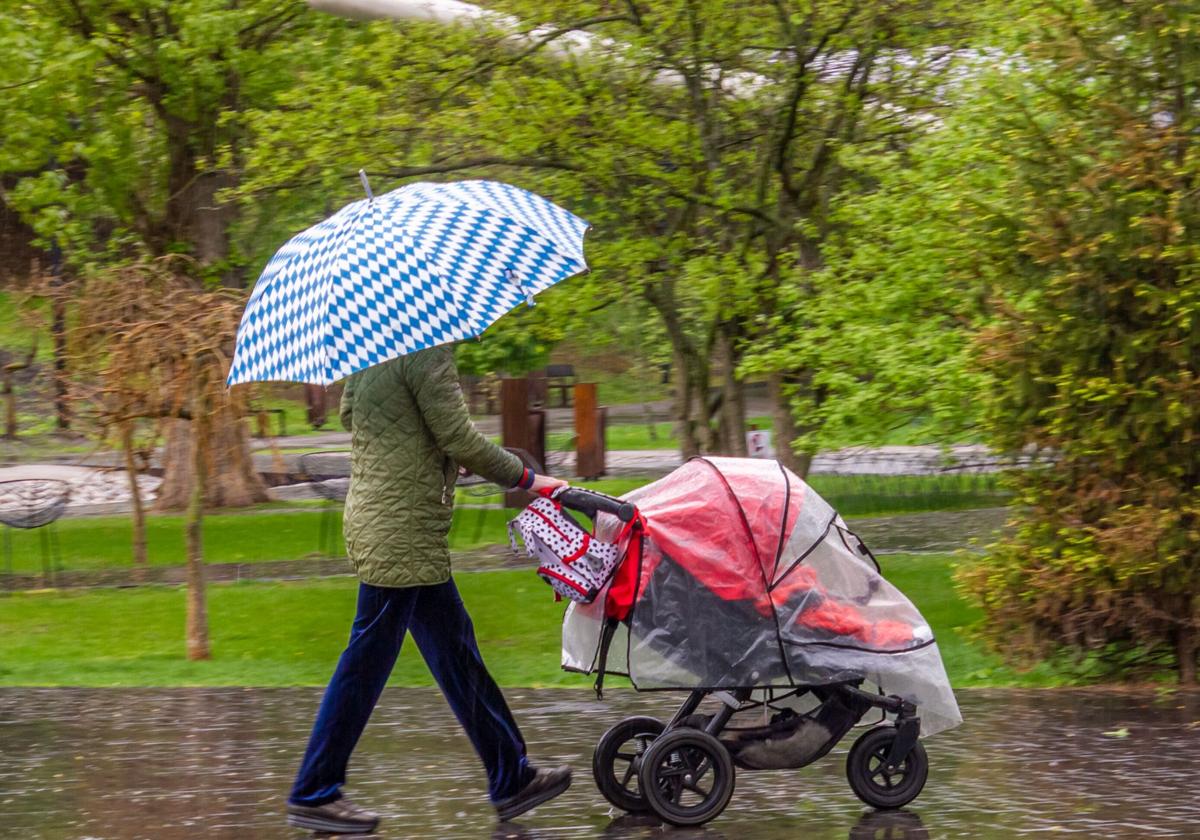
[546,457,962,827]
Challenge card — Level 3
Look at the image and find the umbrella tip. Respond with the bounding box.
[358,169,374,201]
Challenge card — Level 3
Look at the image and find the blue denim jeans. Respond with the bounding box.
[289,578,533,806]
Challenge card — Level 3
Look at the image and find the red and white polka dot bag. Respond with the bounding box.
[508,489,622,603]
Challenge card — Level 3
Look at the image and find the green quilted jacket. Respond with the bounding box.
[340,346,524,587]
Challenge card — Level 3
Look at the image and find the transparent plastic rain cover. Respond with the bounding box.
[562,457,963,736]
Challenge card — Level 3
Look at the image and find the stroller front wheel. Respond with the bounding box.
[638,728,735,827]
[593,716,666,813]
[845,726,929,809]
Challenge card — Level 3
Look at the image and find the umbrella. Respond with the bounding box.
[227,177,589,386]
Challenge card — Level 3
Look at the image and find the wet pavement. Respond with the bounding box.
[2,687,1198,839]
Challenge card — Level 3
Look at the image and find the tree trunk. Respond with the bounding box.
[163,115,240,285]
[52,296,69,430]
[156,405,266,511]
[1178,621,1197,685]
[2,370,14,440]
[769,372,801,474]
[644,278,707,458]
[185,395,211,662]
[671,349,700,458]
[717,325,747,456]
[120,422,148,576]
[701,364,721,453]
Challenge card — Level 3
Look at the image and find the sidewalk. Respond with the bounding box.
[0,442,1022,519]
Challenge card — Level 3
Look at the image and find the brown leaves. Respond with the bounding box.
[29,255,251,431]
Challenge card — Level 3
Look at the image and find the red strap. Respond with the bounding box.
[562,533,591,564]
[539,566,589,596]
[604,515,645,621]
[529,505,579,544]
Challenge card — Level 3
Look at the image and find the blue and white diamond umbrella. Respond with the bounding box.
[227,178,589,386]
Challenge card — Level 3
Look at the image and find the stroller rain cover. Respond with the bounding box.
[563,457,962,736]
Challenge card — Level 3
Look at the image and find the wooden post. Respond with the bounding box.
[500,377,529,448]
[305,384,327,429]
[527,408,547,477]
[575,383,607,479]
[501,377,531,508]
[2,366,17,440]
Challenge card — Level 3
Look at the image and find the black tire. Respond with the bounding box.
[638,728,735,827]
[845,726,929,809]
[593,716,666,813]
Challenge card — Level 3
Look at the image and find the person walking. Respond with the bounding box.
[285,345,572,835]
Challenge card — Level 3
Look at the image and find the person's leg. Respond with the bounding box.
[290,582,417,805]
[407,577,534,803]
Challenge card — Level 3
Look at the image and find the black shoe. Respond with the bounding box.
[495,765,572,822]
[286,797,380,835]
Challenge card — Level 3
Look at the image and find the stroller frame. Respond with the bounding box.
[552,486,934,827]
[591,680,926,827]
[664,681,920,765]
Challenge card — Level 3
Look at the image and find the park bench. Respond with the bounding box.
[545,363,576,407]
[247,405,287,438]
[298,451,349,556]
[463,373,501,415]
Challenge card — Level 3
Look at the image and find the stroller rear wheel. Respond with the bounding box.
[639,728,735,826]
[593,716,666,813]
[846,726,929,809]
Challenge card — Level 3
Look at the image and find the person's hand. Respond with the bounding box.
[530,473,568,494]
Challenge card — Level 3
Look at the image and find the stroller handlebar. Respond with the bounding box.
[557,487,637,523]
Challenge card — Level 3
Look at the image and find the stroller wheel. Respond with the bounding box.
[846,726,929,809]
[593,716,665,813]
[638,728,735,827]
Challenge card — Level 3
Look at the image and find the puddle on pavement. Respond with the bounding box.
[2,687,1198,839]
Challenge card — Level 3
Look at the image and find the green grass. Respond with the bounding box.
[241,394,333,437]
[806,473,1009,517]
[2,473,1008,575]
[0,556,1073,688]
[2,506,515,575]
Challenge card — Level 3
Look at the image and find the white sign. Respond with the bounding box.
[746,430,774,458]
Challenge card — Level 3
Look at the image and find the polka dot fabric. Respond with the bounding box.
[509,496,623,603]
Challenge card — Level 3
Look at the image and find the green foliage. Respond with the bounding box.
[454,308,561,377]
[955,0,1200,682]
[233,0,977,450]
[743,93,1014,450]
[0,1,338,273]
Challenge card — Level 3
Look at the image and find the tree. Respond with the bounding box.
[240,0,971,463]
[0,1,346,507]
[742,83,1010,457]
[955,0,1200,683]
[54,257,249,659]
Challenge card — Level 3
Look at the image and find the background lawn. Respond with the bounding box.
[0,556,1067,689]
[2,506,515,574]
[2,473,1008,576]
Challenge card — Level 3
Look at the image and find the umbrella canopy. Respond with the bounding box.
[227,179,588,386]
